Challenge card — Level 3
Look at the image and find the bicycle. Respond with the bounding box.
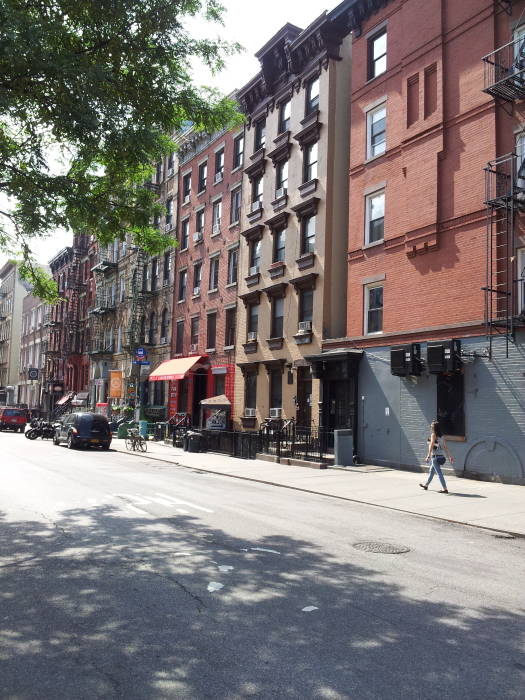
[125,428,147,452]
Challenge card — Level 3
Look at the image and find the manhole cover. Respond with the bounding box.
[353,541,410,554]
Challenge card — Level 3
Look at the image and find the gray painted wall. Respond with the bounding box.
[357,332,525,483]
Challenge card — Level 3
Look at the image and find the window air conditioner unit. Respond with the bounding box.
[167,167,174,177]
[190,343,198,352]
[214,171,224,183]
[160,336,167,344]
[251,200,262,212]
[247,331,257,341]
[165,223,172,232]
[244,407,256,417]
[212,223,221,235]
[249,265,259,276]
[427,339,462,374]
[269,407,282,419]
[193,287,200,296]
[275,187,287,200]
[193,231,203,243]
[183,194,190,204]
[298,320,312,333]
[390,343,422,377]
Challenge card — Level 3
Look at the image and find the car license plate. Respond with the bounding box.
[91,439,99,443]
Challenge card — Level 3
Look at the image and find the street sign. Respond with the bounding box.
[132,360,151,366]
[135,347,147,359]
[28,368,39,380]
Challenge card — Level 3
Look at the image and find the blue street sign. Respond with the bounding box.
[135,347,146,358]
[133,360,151,366]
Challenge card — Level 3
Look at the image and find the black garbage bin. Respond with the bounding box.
[187,431,205,452]
[182,432,190,451]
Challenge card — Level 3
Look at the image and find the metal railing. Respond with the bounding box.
[483,35,525,102]
[258,423,334,463]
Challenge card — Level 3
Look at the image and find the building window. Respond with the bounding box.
[212,200,222,231]
[305,76,320,115]
[249,239,261,273]
[254,118,266,150]
[271,297,284,338]
[247,303,259,335]
[196,209,205,235]
[193,262,202,295]
[366,103,386,159]
[148,312,157,345]
[518,247,525,316]
[214,148,225,182]
[252,176,263,204]
[190,316,199,346]
[151,257,158,291]
[140,316,146,344]
[163,251,171,282]
[276,161,288,192]
[273,228,286,263]
[119,274,126,302]
[160,309,169,342]
[230,188,241,224]
[225,308,236,346]
[166,198,173,227]
[303,142,318,182]
[233,134,244,169]
[227,247,238,285]
[178,269,187,301]
[364,283,383,334]
[368,28,387,80]
[299,288,314,322]
[175,319,184,354]
[209,256,219,291]
[278,100,291,133]
[153,379,165,406]
[365,190,385,244]
[198,161,207,192]
[301,215,316,254]
[214,373,226,396]
[182,173,191,201]
[206,312,217,350]
[269,369,282,409]
[437,373,465,437]
[245,372,257,410]
[181,218,189,250]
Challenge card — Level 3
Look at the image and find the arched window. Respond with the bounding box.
[148,312,156,345]
[160,309,169,342]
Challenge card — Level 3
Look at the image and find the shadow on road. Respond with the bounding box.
[0,506,523,699]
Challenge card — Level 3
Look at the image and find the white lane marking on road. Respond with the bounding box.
[155,493,213,513]
[146,496,176,507]
[302,606,319,612]
[207,582,224,592]
[173,552,193,557]
[114,493,150,505]
[176,508,189,514]
[218,565,234,573]
[250,547,281,555]
[125,504,149,515]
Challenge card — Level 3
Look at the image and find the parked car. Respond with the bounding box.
[53,412,112,450]
[0,407,28,432]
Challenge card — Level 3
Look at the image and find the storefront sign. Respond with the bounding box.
[109,370,123,398]
[206,410,227,430]
[168,381,178,419]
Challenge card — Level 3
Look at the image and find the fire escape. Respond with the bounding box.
[88,252,117,357]
[124,248,152,352]
[482,26,525,357]
[63,239,88,360]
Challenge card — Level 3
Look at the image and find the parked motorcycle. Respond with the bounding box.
[25,421,58,440]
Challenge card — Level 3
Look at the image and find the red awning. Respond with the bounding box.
[56,391,74,405]
[148,356,209,382]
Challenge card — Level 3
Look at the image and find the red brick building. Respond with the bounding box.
[162,124,243,425]
[314,0,525,481]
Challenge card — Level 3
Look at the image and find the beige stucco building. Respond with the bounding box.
[0,261,31,405]
[233,14,352,430]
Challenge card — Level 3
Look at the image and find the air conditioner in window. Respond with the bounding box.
[298,320,312,333]
[160,336,167,344]
[193,231,203,243]
[244,407,256,417]
[249,265,259,276]
[214,171,224,183]
[165,223,172,232]
[275,187,287,200]
[247,331,257,341]
[269,407,282,419]
[190,343,198,353]
[192,286,200,296]
[251,200,263,212]
[167,167,174,177]
[183,194,191,204]
[212,222,221,235]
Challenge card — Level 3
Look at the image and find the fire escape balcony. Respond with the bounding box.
[43,313,62,327]
[482,35,525,102]
[484,152,525,207]
[89,299,116,316]
[91,259,118,274]
[88,342,114,357]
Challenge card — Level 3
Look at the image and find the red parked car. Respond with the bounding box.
[0,407,28,433]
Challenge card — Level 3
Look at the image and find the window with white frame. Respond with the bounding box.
[303,141,318,182]
[368,28,387,80]
[364,283,383,334]
[366,103,386,159]
[180,218,189,249]
[212,199,222,230]
[209,256,219,291]
[227,247,238,284]
[365,189,385,244]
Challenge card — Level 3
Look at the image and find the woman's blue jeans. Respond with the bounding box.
[425,456,447,490]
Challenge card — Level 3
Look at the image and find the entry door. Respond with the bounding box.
[191,371,208,426]
[325,378,355,431]
[296,367,312,428]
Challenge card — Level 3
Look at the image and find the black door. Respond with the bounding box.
[296,367,312,428]
[191,370,208,427]
[324,377,355,431]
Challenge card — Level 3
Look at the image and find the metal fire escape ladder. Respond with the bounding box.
[125,248,150,352]
[483,152,521,358]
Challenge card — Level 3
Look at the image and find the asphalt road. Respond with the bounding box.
[1,432,524,700]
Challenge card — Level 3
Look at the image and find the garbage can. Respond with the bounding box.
[139,420,149,439]
[187,430,205,453]
[117,421,135,439]
[334,429,354,466]
[182,432,190,451]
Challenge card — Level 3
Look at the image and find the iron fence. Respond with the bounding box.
[258,424,334,464]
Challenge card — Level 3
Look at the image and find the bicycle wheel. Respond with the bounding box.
[125,437,133,451]
[138,437,147,452]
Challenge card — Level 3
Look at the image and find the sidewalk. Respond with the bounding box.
[112,438,525,537]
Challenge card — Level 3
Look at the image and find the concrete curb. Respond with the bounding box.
[113,444,525,540]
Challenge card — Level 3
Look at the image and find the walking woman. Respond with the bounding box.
[420,420,454,493]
